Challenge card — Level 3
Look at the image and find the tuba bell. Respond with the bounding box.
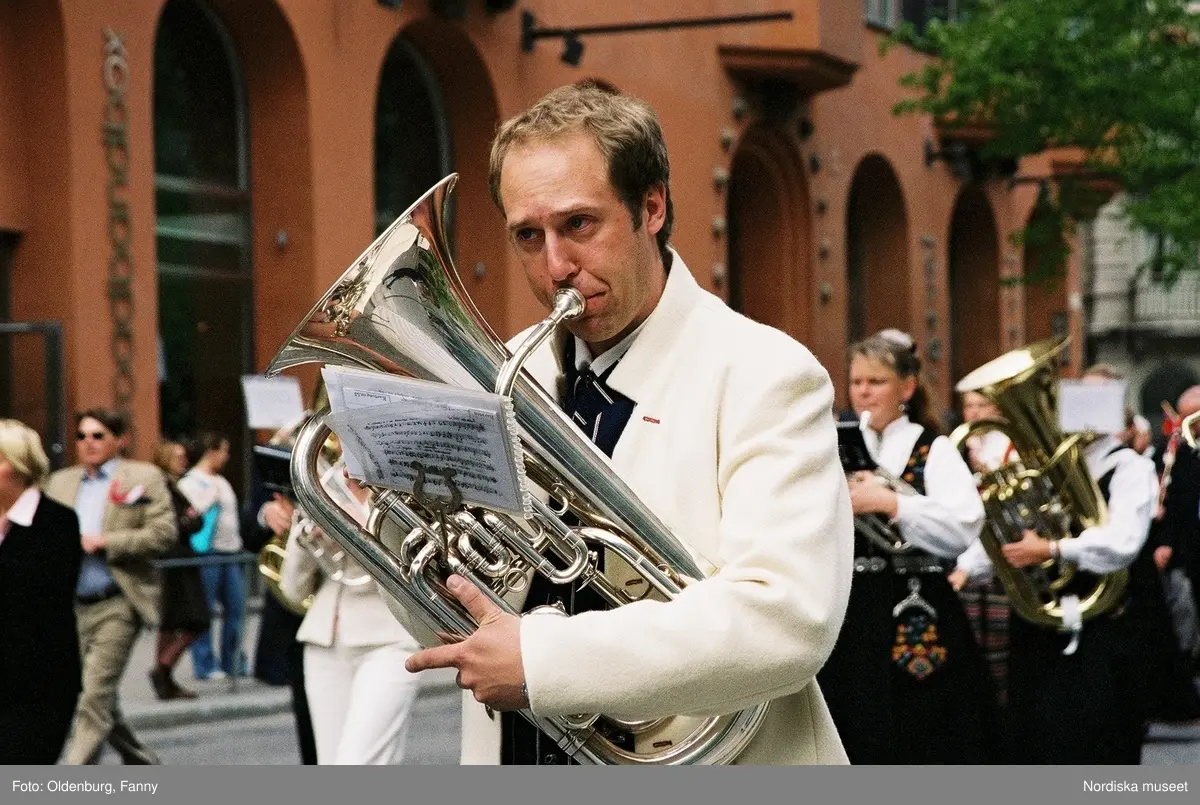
[949,337,1128,631]
[264,174,768,765]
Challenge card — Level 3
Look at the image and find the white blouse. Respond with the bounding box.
[862,416,984,559]
[957,435,1157,578]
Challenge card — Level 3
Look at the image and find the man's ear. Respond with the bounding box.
[643,183,667,236]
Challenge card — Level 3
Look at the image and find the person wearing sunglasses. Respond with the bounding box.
[44,408,176,765]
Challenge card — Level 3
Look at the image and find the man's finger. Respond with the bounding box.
[446,574,504,624]
[406,643,463,674]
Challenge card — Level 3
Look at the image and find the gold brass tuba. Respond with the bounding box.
[949,337,1128,630]
[264,175,768,765]
[255,428,369,615]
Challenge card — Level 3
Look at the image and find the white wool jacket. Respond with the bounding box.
[442,252,855,765]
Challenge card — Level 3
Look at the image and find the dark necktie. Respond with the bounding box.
[501,344,637,765]
[564,364,636,459]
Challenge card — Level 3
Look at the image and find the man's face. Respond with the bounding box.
[76,417,124,471]
[499,130,667,354]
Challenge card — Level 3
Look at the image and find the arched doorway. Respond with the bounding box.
[154,0,252,486]
[375,36,452,235]
[948,185,1000,387]
[846,155,910,343]
[726,126,811,343]
[397,20,504,330]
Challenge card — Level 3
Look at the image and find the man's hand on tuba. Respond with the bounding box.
[1000,529,1054,568]
[405,574,530,711]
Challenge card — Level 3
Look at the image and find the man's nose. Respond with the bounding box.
[544,235,579,284]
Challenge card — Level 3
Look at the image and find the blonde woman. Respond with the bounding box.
[0,419,83,763]
[280,461,421,764]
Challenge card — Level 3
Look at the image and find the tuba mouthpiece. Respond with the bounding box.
[553,287,586,321]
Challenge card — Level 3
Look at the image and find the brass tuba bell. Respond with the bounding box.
[264,174,768,764]
[949,337,1128,630]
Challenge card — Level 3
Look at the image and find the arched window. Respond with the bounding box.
[154,0,251,484]
[375,36,452,235]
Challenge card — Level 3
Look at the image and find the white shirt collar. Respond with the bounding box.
[861,414,924,476]
[4,486,41,528]
[573,317,651,379]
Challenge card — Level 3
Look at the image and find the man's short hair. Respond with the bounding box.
[488,80,674,264]
[75,407,129,438]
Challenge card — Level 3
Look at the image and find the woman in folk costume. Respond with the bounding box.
[951,390,1015,711]
[280,452,422,765]
[817,329,998,764]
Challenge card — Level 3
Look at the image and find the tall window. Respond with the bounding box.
[154,0,251,489]
[375,37,452,236]
[900,1,958,34]
[865,0,896,28]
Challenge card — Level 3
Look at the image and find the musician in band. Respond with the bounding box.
[403,81,856,765]
[1155,385,1200,652]
[952,365,1159,763]
[279,459,422,764]
[817,329,997,764]
[954,389,1014,711]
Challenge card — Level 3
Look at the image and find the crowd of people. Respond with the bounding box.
[1,80,1198,768]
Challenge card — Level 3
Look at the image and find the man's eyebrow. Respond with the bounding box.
[507,203,598,234]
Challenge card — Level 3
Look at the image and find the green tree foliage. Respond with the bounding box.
[891,0,1200,283]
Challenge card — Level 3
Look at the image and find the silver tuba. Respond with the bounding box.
[265,175,768,764]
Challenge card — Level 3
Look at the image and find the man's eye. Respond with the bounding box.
[514,229,538,242]
[567,216,588,231]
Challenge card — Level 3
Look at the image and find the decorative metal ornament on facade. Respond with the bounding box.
[103,29,135,423]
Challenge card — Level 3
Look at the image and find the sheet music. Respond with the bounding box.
[321,365,530,517]
[1058,379,1127,434]
[241,375,305,430]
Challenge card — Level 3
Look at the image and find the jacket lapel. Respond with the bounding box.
[604,254,703,475]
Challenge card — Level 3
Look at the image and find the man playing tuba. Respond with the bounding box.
[952,364,1158,763]
[401,81,855,765]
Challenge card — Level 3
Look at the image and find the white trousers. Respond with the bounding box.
[303,641,420,765]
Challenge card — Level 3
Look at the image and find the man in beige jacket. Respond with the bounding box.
[405,82,854,765]
[45,408,176,764]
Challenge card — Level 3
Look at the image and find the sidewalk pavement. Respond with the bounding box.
[120,598,458,731]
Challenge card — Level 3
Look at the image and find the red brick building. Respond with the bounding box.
[0,0,1078,489]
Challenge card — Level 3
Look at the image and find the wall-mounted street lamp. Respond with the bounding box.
[521,9,794,66]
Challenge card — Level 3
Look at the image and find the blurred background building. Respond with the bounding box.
[0,0,1087,493]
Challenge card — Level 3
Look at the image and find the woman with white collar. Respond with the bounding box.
[280,459,421,765]
[817,329,997,764]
